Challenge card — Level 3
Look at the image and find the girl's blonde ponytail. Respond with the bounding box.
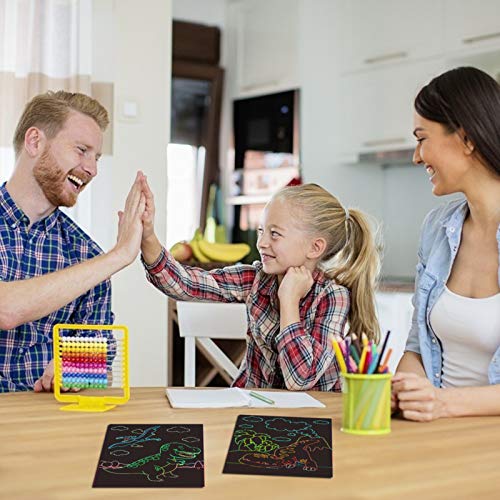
[326,209,380,342]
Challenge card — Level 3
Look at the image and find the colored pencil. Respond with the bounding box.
[378,348,393,373]
[373,330,391,373]
[339,338,350,364]
[367,344,379,374]
[351,333,362,357]
[332,338,347,374]
[364,346,372,373]
[348,355,358,373]
[361,332,369,347]
[349,343,360,364]
[249,391,275,405]
[358,346,368,374]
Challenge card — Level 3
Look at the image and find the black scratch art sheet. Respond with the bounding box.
[93,424,204,488]
[223,415,333,478]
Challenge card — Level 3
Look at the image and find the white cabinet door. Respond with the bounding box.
[340,59,446,156]
[444,0,500,53]
[341,0,443,72]
[234,0,299,97]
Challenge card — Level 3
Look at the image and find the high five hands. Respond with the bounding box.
[113,171,147,267]
[113,170,159,267]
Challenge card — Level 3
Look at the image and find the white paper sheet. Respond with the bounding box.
[165,388,325,408]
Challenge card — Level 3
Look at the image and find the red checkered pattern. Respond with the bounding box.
[143,248,350,391]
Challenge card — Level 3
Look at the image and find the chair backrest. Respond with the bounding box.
[176,301,248,387]
[176,301,248,339]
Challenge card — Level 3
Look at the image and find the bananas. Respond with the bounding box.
[197,239,250,263]
[190,239,210,263]
[189,228,250,264]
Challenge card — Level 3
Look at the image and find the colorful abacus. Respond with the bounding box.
[60,336,109,389]
[53,324,129,412]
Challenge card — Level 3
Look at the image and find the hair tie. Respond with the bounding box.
[344,206,350,221]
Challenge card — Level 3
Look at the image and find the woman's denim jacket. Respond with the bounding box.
[405,199,500,387]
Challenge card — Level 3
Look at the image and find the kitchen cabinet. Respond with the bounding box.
[444,0,500,54]
[340,59,446,156]
[336,0,500,159]
[340,0,443,72]
[230,0,299,97]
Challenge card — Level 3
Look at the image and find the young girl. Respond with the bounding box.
[140,180,380,391]
[393,67,500,420]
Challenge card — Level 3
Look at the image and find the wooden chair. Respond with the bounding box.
[176,301,248,387]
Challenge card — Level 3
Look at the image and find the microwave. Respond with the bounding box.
[233,89,298,169]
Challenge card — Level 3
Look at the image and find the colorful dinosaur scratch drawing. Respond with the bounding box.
[108,425,161,450]
[234,429,280,453]
[100,442,202,481]
[238,435,329,471]
[223,415,333,478]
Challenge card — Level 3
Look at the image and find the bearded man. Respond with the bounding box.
[0,91,146,392]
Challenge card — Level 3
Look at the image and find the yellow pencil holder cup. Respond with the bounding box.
[341,373,392,435]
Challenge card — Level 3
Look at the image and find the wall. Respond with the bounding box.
[92,0,171,386]
[90,0,115,251]
[173,0,226,28]
[296,0,464,279]
[178,1,493,280]
[297,0,384,228]
[171,0,232,229]
[381,166,462,277]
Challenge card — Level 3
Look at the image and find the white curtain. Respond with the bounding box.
[0,0,93,229]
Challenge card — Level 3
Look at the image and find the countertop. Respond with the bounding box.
[377,278,415,293]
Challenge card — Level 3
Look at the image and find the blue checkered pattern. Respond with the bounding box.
[0,183,114,392]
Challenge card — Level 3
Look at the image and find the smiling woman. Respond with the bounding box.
[393,67,500,422]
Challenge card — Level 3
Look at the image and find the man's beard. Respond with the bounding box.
[33,148,81,208]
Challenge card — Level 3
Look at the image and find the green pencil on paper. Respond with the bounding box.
[249,391,275,405]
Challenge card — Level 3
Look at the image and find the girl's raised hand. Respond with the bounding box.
[141,174,156,243]
[278,266,314,304]
[139,174,163,265]
[114,171,146,266]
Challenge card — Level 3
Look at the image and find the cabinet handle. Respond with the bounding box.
[363,51,408,64]
[362,137,407,147]
[462,32,500,44]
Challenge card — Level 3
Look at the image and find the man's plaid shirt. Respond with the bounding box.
[144,248,350,391]
[0,184,114,392]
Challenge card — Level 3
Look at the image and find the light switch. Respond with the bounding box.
[123,100,138,118]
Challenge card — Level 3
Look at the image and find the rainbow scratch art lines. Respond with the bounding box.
[93,424,204,488]
[108,425,162,451]
[223,415,333,478]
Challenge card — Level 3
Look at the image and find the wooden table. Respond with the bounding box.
[1,388,499,499]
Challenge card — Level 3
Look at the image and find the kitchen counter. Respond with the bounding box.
[378,278,415,294]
